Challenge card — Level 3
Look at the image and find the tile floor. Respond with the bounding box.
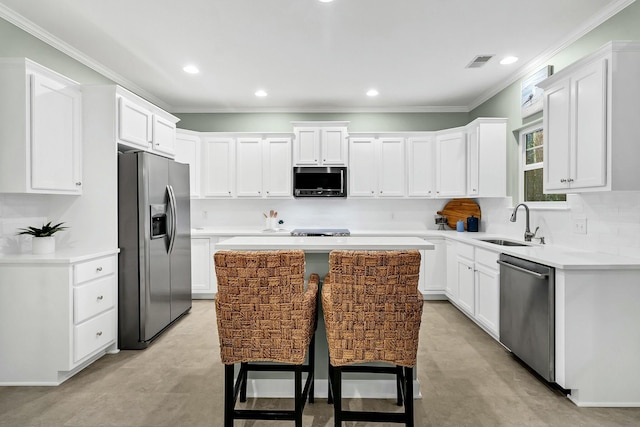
[1,300,640,426]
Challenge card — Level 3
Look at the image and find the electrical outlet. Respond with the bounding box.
[202,210,208,219]
[573,218,587,234]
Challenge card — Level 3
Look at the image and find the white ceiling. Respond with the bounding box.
[0,0,632,113]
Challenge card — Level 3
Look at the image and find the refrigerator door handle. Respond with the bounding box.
[167,184,178,254]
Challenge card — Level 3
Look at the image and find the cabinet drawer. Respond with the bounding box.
[475,248,499,270]
[74,309,115,362]
[456,242,474,260]
[74,256,115,285]
[74,276,116,324]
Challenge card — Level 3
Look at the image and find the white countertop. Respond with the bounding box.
[0,248,120,264]
[193,227,640,270]
[215,236,435,252]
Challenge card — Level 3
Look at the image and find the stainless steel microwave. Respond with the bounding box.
[293,166,347,197]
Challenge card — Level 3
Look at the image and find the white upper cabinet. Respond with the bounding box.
[0,58,82,195]
[116,90,178,158]
[236,137,264,197]
[202,137,235,198]
[263,137,293,198]
[174,130,201,197]
[349,136,405,198]
[434,131,467,198]
[293,122,348,166]
[539,41,640,193]
[466,118,507,197]
[407,136,435,197]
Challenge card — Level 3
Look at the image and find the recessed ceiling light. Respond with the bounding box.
[318,0,334,3]
[255,90,268,97]
[500,56,519,65]
[182,65,199,74]
[366,89,379,97]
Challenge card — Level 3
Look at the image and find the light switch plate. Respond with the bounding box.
[573,218,587,234]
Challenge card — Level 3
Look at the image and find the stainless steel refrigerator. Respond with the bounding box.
[118,151,192,349]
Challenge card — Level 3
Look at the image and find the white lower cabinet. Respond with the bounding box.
[191,236,231,298]
[446,241,500,339]
[419,237,447,298]
[0,252,118,385]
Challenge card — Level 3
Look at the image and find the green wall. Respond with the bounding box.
[470,0,640,201]
[175,112,470,133]
[0,18,111,85]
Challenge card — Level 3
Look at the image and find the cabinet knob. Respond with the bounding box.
[75,182,82,186]
[97,295,104,301]
[380,191,383,194]
[472,188,477,192]
[371,190,374,194]
[560,179,567,183]
[323,159,326,162]
[96,267,103,272]
[568,178,574,182]
[266,191,269,194]
[96,331,103,337]
[428,191,431,194]
[228,191,231,195]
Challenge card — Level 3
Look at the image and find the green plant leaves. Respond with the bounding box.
[16,221,67,237]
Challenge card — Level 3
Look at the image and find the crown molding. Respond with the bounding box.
[0,3,171,111]
[467,0,636,111]
[169,105,470,114]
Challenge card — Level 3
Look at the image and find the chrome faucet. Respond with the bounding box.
[510,203,536,242]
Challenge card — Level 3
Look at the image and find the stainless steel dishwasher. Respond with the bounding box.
[498,253,555,382]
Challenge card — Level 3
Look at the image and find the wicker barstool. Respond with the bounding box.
[322,250,423,427]
[214,250,319,427]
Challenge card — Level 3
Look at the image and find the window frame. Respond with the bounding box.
[518,122,568,209]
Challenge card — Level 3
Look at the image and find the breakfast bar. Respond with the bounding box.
[215,235,435,399]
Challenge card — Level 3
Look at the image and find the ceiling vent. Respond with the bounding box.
[466,54,494,68]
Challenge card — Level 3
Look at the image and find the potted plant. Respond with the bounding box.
[17,221,67,254]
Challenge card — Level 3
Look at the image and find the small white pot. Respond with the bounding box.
[32,236,55,255]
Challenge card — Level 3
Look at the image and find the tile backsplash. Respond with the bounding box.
[3,191,640,259]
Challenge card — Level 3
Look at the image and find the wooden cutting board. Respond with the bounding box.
[437,198,481,230]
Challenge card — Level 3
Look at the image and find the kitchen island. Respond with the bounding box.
[215,235,435,400]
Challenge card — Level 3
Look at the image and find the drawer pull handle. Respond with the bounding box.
[96,331,103,337]
[96,267,103,272]
[97,295,104,301]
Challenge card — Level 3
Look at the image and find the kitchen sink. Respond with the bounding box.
[477,238,531,247]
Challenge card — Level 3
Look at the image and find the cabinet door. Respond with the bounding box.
[152,115,176,157]
[543,79,572,191]
[422,239,446,292]
[349,137,376,197]
[321,127,348,165]
[570,58,607,190]
[436,132,466,197]
[30,73,82,193]
[466,126,479,196]
[236,138,263,197]
[445,241,458,300]
[407,137,435,197]
[174,133,200,197]
[378,137,405,197]
[202,138,235,197]
[457,256,475,316]
[264,137,292,198]
[475,264,500,337]
[293,128,320,165]
[191,238,211,293]
[117,96,152,150]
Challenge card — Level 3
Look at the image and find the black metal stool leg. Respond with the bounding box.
[295,365,303,427]
[327,362,334,404]
[332,365,342,427]
[309,334,315,404]
[396,365,403,406]
[224,364,234,427]
[239,362,248,402]
[405,366,414,427]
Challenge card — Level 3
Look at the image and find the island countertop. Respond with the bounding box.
[215,236,435,252]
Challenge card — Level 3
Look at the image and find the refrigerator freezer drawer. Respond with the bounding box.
[73,309,115,362]
[73,276,116,324]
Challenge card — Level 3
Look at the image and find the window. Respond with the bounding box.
[520,124,566,203]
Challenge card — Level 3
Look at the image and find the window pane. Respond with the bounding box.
[526,147,543,165]
[524,169,566,202]
[525,129,543,150]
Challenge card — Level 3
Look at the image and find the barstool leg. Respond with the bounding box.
[332,365,342,427]
[327,363,334,404]
[405,366,414,427]
[309,334,315,404]
[224,364,234,427]
[295,365,303,427]
[396,365,403,406]
[239,362,248,402]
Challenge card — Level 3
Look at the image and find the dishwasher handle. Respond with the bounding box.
[497,259,549,279]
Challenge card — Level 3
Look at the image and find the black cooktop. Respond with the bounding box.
[289,228,351,237]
